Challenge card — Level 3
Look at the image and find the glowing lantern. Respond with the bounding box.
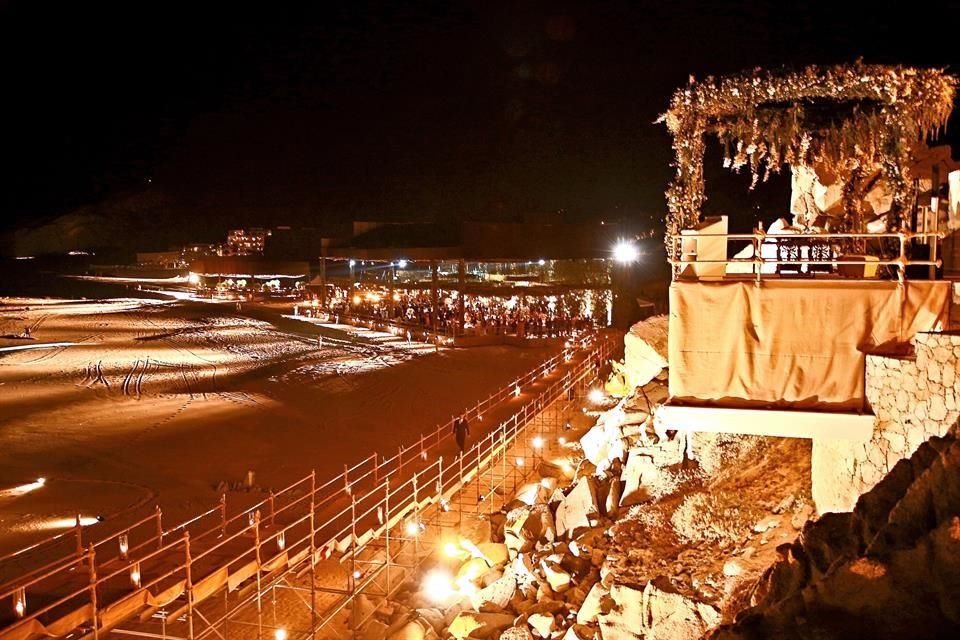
[119,533,129,559]
[277,531,285,551]
[130,562,141,587]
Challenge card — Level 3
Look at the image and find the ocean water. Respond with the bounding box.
[0,258,166,300]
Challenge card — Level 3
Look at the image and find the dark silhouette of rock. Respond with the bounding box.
[711,432,960,640]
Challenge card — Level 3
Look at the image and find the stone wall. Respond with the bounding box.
[812,332,960,512]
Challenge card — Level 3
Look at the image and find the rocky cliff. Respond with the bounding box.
[711,429,960,639]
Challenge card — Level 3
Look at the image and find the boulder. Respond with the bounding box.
[527,612,556,637]
[457,558,492,584]
[644,579,719,639]
[556,477,599,539]
[620,315,669,390]
[501,626,535,640]
[360,619,390,640]
[387,619,428,640]
[576,583,611,624]
[562,624,598,640]
[619,452,656,508]
[448,611,516,639]
[579,412,627,475]
[470,574,517,612]
[415,609,446,635]
[597,583,645,640]
[541,560,572,593]
[476,542,510,567]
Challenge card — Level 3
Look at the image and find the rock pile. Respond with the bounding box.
[377,384,723,639]
[711,432,960,639]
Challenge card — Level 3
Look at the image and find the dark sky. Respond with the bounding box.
[1,0,958,240]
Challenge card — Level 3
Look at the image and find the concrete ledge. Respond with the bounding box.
[657,404,874,441]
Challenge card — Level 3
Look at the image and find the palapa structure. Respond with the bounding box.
[659,62,956,238]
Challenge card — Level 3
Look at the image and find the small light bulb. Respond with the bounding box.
[532,436,544,449]
[274,628,288,640]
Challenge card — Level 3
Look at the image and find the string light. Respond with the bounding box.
[274,628,288,640]
[532,436,544,449]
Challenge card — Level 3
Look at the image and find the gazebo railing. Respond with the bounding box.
[667,230,946,283]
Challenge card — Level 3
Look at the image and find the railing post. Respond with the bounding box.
[343,463,350,495]
[382,476,392,596]
[253,511,263,639]
[75,514,83,568]
[398,445,404,477]
[349,496,358,635]
[308,470,318,639]
[268,491,276,528]
[184,532,195,640]
[88,545,99,640]
[220,493,227,537]
[412,473,420,558]
[156,506,163,550]
[372,452,379,484]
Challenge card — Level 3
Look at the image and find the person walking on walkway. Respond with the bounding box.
[453,415,470,454]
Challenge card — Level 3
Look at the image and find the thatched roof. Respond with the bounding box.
[659,62,956,234]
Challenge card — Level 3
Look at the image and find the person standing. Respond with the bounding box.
[453,416,470,454]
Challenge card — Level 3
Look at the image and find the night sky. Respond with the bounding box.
[1,0,958,244]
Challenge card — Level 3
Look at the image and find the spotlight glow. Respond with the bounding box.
[588,388,606,404]
[423,569,455,604]
[0,478,47,498]
[532,436,544,449]
[274,628,288,640]
[612,240,640,263]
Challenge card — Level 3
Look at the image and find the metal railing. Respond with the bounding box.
[0,333,613,640]
[668,230,946,283]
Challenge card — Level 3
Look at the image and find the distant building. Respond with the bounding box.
[183,242,222,258]
[136,250,184,269]
[226,228,271,256]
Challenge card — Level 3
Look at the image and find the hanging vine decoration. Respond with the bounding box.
[658,62,956,238]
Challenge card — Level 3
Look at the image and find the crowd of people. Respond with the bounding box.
[327,290,598,338]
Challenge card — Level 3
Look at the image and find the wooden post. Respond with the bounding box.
[88,545,99,640]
